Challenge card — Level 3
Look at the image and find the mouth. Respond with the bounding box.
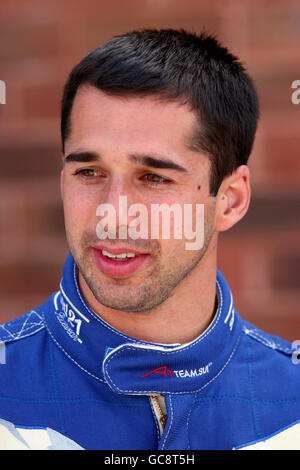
[92,246,150,279]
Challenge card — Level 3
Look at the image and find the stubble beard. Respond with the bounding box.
[69,203,216,313]
[76,246,208,313]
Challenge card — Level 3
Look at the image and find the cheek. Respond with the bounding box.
[157,200,213,255]
[63,185,98,235]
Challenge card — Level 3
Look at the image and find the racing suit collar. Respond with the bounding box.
[44,253,242,394]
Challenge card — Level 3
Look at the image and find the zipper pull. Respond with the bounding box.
[160,414,167,428]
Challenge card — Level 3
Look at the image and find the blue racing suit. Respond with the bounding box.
[0,253,300,450]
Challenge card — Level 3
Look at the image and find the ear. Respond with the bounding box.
[214,165,251,232]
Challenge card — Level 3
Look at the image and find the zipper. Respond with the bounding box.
[150,395,167,435]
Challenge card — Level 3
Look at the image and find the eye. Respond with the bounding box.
[73,167,105,180]
[141,173,172,186]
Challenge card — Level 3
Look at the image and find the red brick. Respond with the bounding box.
[22,84,61,119]
[262,132,300,182]
[0,147,61,179]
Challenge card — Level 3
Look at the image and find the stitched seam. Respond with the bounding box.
[1,394,300,406]
[103,279,224,364]
[161,395,173,450]
[73,263,227,351]
[0,397,55,403]
[0,322,44,341]
[5,322,44,329]
[56,399,149,407]
[243,326,292,354]
[0,395,151,407]
[73,259,227,348]
[43,316,106,384]
[247,334,261,438]
[253,398,300,405]
[0,322,39,338]
[186,393,198,450]
[0,310,44,342]
[0,324,44,343]
[189,333,242,394]
[186,394,300,405]
[105,333,242,395]
[13,310,43,338]
[149,397,160,446]
[234,418,300,450]
[48,335,65,434]
[2,322,43,328]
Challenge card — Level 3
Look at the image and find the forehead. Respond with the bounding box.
[66,85,198,157]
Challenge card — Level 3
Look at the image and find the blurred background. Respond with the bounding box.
[0,0,299,340]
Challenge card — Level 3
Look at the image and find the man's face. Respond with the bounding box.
[61,85,217,312]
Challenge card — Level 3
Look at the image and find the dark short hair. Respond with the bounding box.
[61,28,259,195]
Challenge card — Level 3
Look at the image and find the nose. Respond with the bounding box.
[96,174,146,240]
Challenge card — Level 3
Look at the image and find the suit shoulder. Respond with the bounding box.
[0,310,45,344]
[241,319,294,355]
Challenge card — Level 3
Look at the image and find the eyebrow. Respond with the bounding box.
[64,151,188,173]
[64,151,99,163]
[130,154,188,172]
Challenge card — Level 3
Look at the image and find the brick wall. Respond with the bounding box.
[0,0,299,340]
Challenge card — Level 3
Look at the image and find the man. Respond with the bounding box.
[0,28,299,451]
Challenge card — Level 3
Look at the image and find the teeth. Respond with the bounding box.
[102,250,136,260]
